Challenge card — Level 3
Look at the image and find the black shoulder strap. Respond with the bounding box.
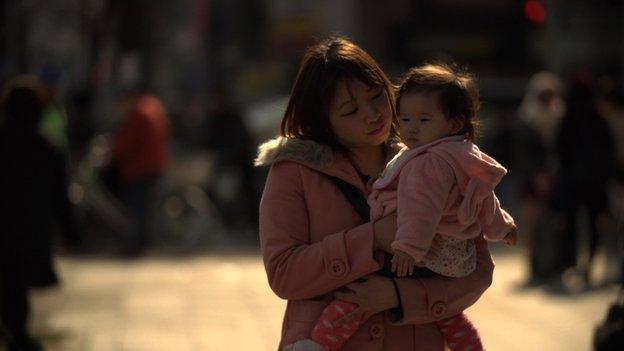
[330,176,401,279]
[330,176,370,222]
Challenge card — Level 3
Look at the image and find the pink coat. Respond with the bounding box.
[256,137,494,351]
[368,136,515,263]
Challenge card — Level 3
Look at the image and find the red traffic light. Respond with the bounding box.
[525,0,546,24]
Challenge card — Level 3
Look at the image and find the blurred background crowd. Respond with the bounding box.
[1,0,623,350]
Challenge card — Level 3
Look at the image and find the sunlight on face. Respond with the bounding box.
[398,92,461,149]
[328,79,392,152]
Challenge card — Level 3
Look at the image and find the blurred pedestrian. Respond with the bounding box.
[110,92,170,256]
[0,76,79,351]
[203,87,257,235]
[596,74,624,283]
[515,72,566,284]
[518,72,566,156]
[597,75,624,180]
[551,71,616,286]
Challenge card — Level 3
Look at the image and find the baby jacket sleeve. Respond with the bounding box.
[480,193,516,241]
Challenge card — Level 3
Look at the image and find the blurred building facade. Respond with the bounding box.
[0,0,622,141]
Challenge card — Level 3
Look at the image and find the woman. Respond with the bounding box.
[256,37,494,350]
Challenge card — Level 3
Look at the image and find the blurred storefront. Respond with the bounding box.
[0,0,622,140]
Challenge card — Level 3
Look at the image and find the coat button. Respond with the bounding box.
[430,301,446,317]
[369,323,385,339]
[329,259,346,277]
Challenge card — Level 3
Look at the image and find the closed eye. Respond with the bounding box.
[342,108,357,116]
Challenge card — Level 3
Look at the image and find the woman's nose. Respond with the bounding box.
[363,102,381,122]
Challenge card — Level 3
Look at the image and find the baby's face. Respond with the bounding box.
[398,92,459,149]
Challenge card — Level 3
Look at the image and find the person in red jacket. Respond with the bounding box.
[111,92,170,255]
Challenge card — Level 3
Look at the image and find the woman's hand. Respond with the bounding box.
[332,274,399,326]
[373,212,397,252]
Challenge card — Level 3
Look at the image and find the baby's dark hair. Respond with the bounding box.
[397,63,480,141]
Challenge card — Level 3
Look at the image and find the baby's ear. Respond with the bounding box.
[450,115,466,134]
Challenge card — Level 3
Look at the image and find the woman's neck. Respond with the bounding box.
[348,144,386,177]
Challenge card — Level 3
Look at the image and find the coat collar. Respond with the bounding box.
[255,136,401,191]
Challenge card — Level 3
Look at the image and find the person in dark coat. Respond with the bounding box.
[203,88,258,233]
[551,72,616,284]
[514,72,565,284]
[0,76,79,351]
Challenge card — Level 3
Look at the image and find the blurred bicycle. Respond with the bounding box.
[69,135,225,255]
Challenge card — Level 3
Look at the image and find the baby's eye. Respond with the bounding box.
[372,90,384,100]
[400,118,410,122]
[420,118,429,122]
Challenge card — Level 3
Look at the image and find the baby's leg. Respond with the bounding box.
[436,312,484,351]
[310,299,364,351]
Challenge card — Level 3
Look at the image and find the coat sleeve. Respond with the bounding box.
[388,236,494,325]
[392,154,455,260]
[259,161,382,300]
[481,193,515,241]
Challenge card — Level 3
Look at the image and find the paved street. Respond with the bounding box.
[30,249,618,351]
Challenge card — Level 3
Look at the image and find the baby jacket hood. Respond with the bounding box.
[374,136,507,224]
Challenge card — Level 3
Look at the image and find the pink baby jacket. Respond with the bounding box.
[369,136,515,277]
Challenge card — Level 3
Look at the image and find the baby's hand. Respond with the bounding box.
[391,250,415,277]
[504,225,518,246]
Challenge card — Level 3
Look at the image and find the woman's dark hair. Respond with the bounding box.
[397,63,480,141]
[280,36,398,150]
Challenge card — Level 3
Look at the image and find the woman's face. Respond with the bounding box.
[328,79,392,151]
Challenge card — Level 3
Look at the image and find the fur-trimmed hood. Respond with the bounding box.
[255,136,402,189]
[255,136,403,168]
[254,136,334,167]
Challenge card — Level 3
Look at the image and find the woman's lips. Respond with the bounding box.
[367,124,385,135]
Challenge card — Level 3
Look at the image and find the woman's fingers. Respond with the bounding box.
[333,306,363,327]
[335,274,399,319]
[334,290,358,304]
[344,278,367,293]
